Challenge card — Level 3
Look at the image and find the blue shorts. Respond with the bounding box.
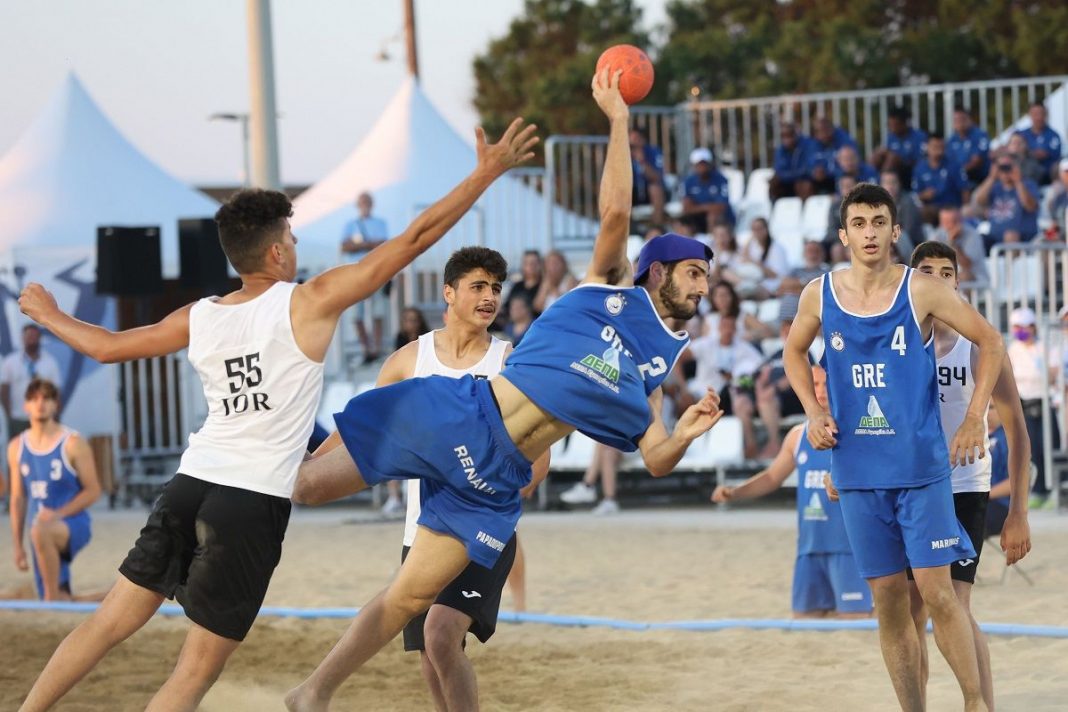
[792,553,872,614]
[838,477,975,579]
[334,375,532,568]
[33,512,91,598]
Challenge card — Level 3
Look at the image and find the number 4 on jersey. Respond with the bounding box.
[891,326,907,356]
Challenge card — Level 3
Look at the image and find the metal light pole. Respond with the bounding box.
[208,112,251,186]
[246,0,281,189]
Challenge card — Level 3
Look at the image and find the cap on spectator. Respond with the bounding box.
[1010,307,1036,327]
[689,147,714,165]
[1059,158,1068,173]
[635,233,714,285]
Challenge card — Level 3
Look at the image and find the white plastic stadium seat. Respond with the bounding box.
[316,380,358,427]
[550,432,598,472]
[757,298,781,325]
[991,254,1042,302]
[769,197,805,267]
[744,168,775,207]
[722,167,745,206]
[707,416,745,467]
[801,194,832,241]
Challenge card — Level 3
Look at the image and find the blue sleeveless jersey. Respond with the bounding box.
[819,268,950,489]
[500,284,689,452]
[20,430,87,523]
[795,425,851,555]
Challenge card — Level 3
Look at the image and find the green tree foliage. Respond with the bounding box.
[473,0,1068,137]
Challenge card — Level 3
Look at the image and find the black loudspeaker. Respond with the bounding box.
[179,218,229,288]
[96,226,163,295]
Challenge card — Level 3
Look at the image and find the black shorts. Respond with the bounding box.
[400,533,517,652]
[118,473,291,641]
[906,491,988,585]
[778,387,805,418]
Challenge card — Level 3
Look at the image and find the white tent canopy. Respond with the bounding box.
[0,73,219,274]
[292,78,586,274]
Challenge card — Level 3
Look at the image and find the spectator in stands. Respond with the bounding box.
[824,174,858,249]
[533,250,578,313]
[829,242,851,271]
[737,217,791,298]
[630,128,667,223]
[948,106,990,187]
[871,106,927,186]
[701,280,775,343]
[806,117,857,196]
[393,307,430,351]
[504,296,534,347]
[879,169,922,261]
[688,315,765,458]
[779,240,830,296]
[559,443,623,515]
[501,249,543,321]
[1005,133,1046,186]
[681,147,735,233]
[972,154,1040,248]
[770,122,814,201]
[912,133,969,225]
[709,223,740,285]
[832,145,879,184]
[341,191,391,363]
[0,324,62,437]
[1006,307,1062,507]
[1043,158,1068,240]
[755,301,807,458]
[931,206,989,284]
[1015,102,1063,185]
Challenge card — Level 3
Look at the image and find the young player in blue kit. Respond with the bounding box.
[784,183,1005,712]
[285,70,725,711]
[712,365,872,619]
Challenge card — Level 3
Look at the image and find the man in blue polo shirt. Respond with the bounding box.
[770,122,814,201]
[912,133,969,224]
[973,154,1040,249]
[948,107,990,187]
[833,145,879,185]
[873,106,927,186]
[1015,102,1063,185]
[807,117,857,195]
[681,147,734,233]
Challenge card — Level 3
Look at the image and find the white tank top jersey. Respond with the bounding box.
[403,330,510,546]
[178,281,325,498]
[936,334,991,493]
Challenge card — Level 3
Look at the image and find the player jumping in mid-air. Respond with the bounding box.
[785,182,1007,712]
[285,69,723,711]
[378,245,548,711]
[14,118,537,712]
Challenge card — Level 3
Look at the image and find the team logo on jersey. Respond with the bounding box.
[830,331,845,351]
[571,347,622,394]
[604,293,626,316]
[20,463,29,476]
[797,451,809,465]
[854,395,896,436]
[803,492,828,521]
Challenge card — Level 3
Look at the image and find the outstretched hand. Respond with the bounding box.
[591,68,629,123]
[18,283,59,325]
[675,387,724,443]
[475,117,539,177]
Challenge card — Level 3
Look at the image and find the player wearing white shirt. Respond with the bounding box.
[909,241,1032,710]
[372,247,548,712]
[14,120,538,712]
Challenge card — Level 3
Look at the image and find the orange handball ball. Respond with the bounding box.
[596,44,654,105]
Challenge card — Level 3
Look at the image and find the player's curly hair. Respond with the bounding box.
[214,189,293,274]
[443,246,508,287]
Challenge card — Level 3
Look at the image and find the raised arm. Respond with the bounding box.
[784,281,836,449]
[584,69,633,285]
[19,286,191,363]
[298,118,538,320]
[913,274,1004,465]
[982,347,1032,564]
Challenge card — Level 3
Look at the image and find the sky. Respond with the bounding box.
[0,1,669,186]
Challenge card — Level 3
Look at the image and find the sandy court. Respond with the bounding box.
[1,504,1067,711]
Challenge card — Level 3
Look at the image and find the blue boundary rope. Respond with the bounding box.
[1,601,1067,638]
